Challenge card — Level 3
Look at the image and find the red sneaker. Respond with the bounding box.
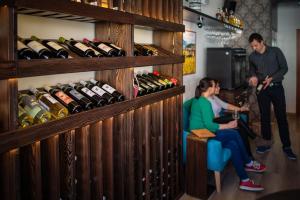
[245,161,266,173]
[239,179,264,192]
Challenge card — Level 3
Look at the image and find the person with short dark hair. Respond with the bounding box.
[189,77,266,191]
[248,33,296,160]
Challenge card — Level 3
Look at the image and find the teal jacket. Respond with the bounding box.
[189,96,220,133]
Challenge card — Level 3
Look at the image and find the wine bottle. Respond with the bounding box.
[18,93,52,124]
[140,74,167,90]
[17,40,37,60]
[83,38,117,57]
[58,37,95,58]
[29,88,69,119]
[147,73,173,88]
[19,36,53,59]
[80,80,116,104]
[90,79,125,102]
[256,76,269,95]
[31,35,69,59]
[69,82,107,107]
[137,74,163,91]
[44,86,82,114]
[134,43,153,56]
[134,80,146,96]
[136,79,153,94]
[94,39,126,56]
[152,71,177,86]
[18,105,34,128]
[142,45,159,56]
[57,83,93,110]
[136,76,159,92]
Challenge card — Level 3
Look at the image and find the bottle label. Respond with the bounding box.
[24,105,41,118]
[81,87,95,97]
[102,84,116,94]
[27,41,47,53]
[38,100,50,111]
[55,91,73,105]
[17,41,28,51]
[43,93,58,104]
[98,43,112,53]
[69,89,84,100]
[91,86,106,96]
[80,80,87,86]
[74,42,90,52]
[90,79,97,84]
[110,44,121,50]
[46,41,63,51]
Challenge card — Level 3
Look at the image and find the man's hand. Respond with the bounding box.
[263,76,273,89]
[227,120,237,129]
[249,76,258,87]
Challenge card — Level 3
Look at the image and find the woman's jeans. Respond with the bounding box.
[214,129,251,180]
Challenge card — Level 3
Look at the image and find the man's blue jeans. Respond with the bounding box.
[214,129,251,180]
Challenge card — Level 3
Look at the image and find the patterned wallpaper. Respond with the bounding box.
[227,0,272,52]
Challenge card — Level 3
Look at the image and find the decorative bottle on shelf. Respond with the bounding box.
[142,73,168,89]
[136,76,159,92]
[147,73,172,88]
[17,40,37,60]
[90,79,125,102]
[138,74,166,90]
[83,38,118,57]
[135,79,153,94]
[44,86,82,114]
[29,88,69,119]
[19,36,53,59]
[18,105,34,128]
[80,80,116,104]
[96,40,126,56]
[31,35,69,59]
[152,71,177,87]
[18,93,52,124]
[69,82,107,107]
[58,37,96,58]
[57,83,94,110]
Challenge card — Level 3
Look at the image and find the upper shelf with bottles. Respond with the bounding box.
[183,6,243,33]
[1,0,184,32]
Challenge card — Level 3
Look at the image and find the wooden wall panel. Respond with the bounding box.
[168,0,174,23]
[59,130,76,200]
[162,0,170,21]
[134,0,143,15]
[90,121,103,200]
[149,0,157,19]
[75,125,91,200]
[156,0,163,20]
[162,99,170,199]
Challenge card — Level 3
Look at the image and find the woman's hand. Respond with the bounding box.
[227,120,237,129]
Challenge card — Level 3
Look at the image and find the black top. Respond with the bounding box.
[249,46,288,82]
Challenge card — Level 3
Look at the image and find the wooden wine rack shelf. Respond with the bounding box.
[0,86,184,153]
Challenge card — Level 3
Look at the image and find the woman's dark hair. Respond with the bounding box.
[213,79,220,86]
[248,33,263,43]
[195,77,214,99]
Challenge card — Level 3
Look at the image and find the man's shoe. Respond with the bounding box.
[239,179,264,192]
[245,161,266,173]
[283,147,297,160]
[256,145,271,154]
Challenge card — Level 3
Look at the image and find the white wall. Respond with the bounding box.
[277,3,300,113]
[183,0,224,101]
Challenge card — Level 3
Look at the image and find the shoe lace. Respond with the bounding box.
[253,161,261,169]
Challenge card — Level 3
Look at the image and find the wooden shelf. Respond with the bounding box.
[0,85,185,153]
[0,61,16,79]
[2,0,184,32]
[183,6,243,32]
[15,56,184,78]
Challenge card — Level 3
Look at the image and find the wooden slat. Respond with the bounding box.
[124,0,132,12]
[59,130,76,200]
[173,0,179,23]
[162,99,170,199]
[75,125,91,200]
[149,0,157,19]
[156,0,163,20]
[102,118,114,200]
[20,142,42,200]
[176,95,184,195]
[0,62,16,79]
[162,0,170,21]
[90,121,103,200]
[134,0,142,15]
[169,0,174,23]
[142,0,150,17]
[41,136,60,200]
[144,105,151,200]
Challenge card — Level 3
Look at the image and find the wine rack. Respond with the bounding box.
[0,0,184,200]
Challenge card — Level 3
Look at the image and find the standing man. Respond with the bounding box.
[248,33,296,160]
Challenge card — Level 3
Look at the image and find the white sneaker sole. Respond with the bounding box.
[245,168,266,173]
[256,149,271,154]
[239,186,264,191]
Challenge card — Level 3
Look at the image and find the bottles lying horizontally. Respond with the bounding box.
[17,36,126,60]
[17,80,125,128]
[134,71,178,97]
[134,44,170,56]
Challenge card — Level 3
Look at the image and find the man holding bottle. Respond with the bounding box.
[248,33,296,160]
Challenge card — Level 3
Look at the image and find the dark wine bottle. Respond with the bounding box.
[137,80,153,94]
[152,71,177,87]
[57,83,93,110]
[69,82,107,107]
[140,74,167,90]
[137,74,163,91]
[147,73,172,88]
[44,86,82,114]
[58,37,95,58]
[80,80,116,104]
[134,80,146,96]
[31,35,69,59]
[90,79,125,102]
[94,38,126,56]
[19,36,53,59]
[17,40,37,60]
[136,76,159,92]
[134,43,153,56]
[83,38,117,57]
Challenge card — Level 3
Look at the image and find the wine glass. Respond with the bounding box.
[232,109,240,120]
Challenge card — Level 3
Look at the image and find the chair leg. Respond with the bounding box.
[214,171,221,193]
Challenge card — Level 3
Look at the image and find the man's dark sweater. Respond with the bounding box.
[249,46,288,83]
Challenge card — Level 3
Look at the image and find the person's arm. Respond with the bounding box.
[270,47,288,81]
[248,56,258,86]
[214,96,244,111]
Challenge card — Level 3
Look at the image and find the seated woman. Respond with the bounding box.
[208,79,257,158]
[189,77,266,192]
